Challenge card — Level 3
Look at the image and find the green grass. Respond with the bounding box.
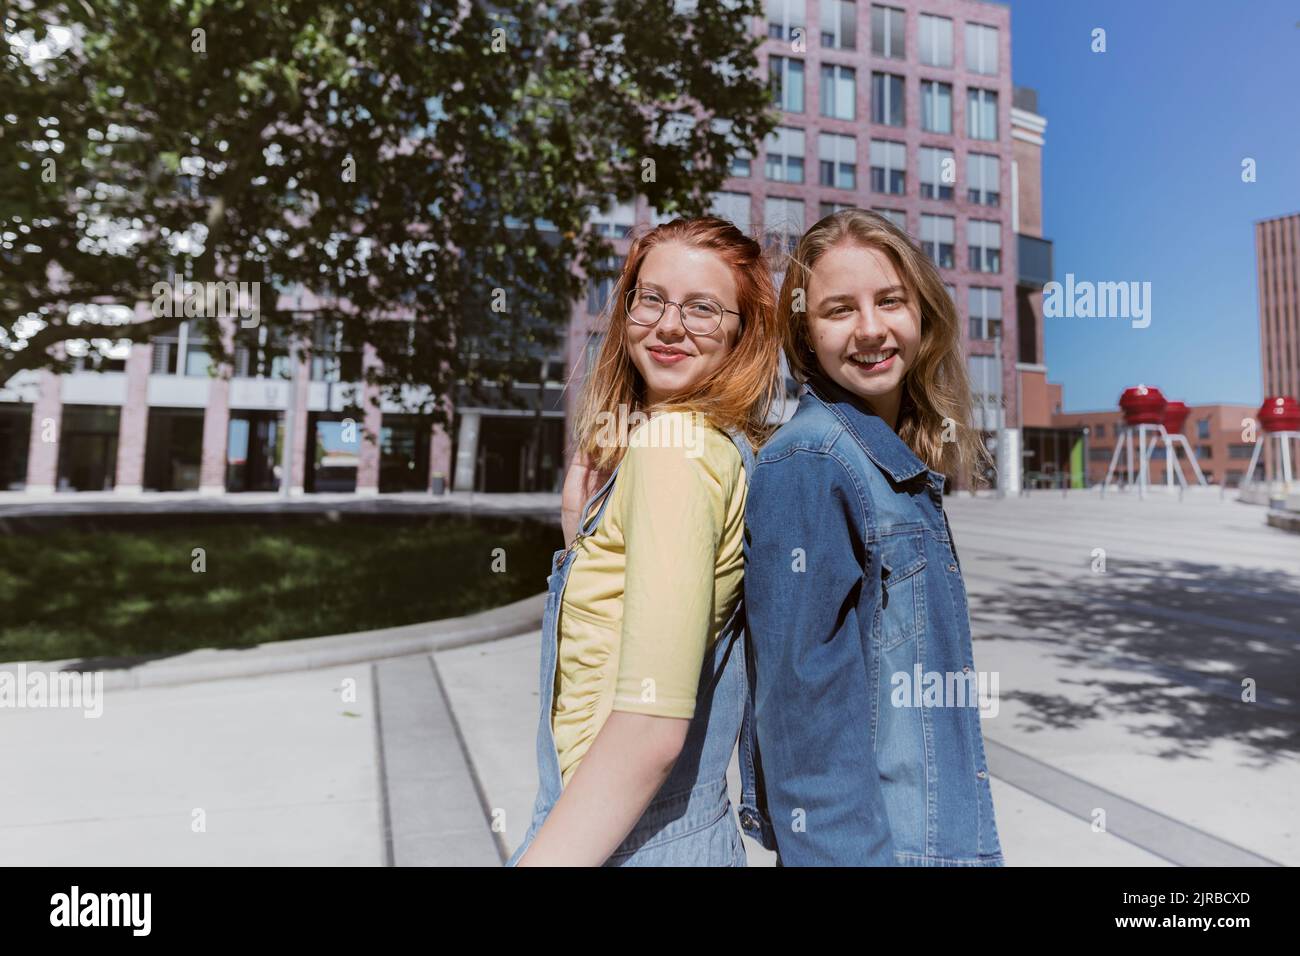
[0,516,559,663]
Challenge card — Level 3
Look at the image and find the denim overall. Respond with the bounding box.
[506,427,777,866]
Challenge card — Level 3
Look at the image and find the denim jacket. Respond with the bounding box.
[742,370,1004,866]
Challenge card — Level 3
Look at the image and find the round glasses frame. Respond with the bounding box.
[624,287,741,337]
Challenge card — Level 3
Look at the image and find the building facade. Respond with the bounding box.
[2,0,1040,497]
[1257,211,1300,403]
[0,292,461,496]
[1050,402,1259,488]
[565,0,1035,490]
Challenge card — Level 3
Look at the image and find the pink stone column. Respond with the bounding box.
[114,342,153,493]
[24,368,63,494]
[198,316,236,495]
[355,343,383,494]
[290,344,310,494]
[427,388,454,492]
[198,379,229,494]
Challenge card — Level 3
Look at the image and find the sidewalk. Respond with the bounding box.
[3,486,1294,865]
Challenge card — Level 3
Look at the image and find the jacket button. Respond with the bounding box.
[740,811,758,830]
[948,563,958,572]
[962,665,971,673]
[976,769,988,780]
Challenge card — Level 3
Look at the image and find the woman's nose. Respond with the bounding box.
[853,303,887,339]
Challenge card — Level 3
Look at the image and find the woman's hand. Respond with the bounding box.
[560,448,613,546]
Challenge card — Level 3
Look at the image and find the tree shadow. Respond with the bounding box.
[966,557,1300,766]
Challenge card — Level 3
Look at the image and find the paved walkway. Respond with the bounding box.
[0,489,561,518]
[3,485,1294,865]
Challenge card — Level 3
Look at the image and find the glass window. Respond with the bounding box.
[820,0,856,50]
[713,117,752,177]
[965,22,998,75]
[967,88,998,140]
[764,196,806,254]
[589,197,635,237]
[921,80,952,133]
[871,72,904,126]
[710,190,752,233]
[818,132,856,190]
[764,126,806,183]
[967,153,1000,206]
[586,256,619,316]
[967,286,1002,339]
[919,14,953,67]
[310,317,360,382]
[584,332,605,376]
[770,55,805,112]
[1197,418,1211,439]
[820,64,856,120]
[967,354,1003,430]
[873,208,907,231]
[967,219,1002,272]
[184,347,212,377]
[820,200,855,218]
[920,213,955,269]
[919,146,955,200]
[871,5,905,59]
[767,0,807,41]
[869,139,906,195]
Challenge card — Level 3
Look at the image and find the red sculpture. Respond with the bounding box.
[1257,396,1300,433]
[1119,385,1167,426]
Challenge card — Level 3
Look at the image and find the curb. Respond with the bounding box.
[1,592,547,690]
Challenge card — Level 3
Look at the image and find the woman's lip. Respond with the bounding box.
[848,352,896,373]
[648,347,689,365]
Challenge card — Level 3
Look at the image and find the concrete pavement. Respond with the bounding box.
[3,484,1295,865]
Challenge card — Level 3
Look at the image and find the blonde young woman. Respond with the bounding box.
[743,209,1005,865]
[507,215,782,866]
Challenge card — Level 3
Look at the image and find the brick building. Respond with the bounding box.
[1,0,1042,496]
[562,0,1041,492]
[1049,402,1260,488]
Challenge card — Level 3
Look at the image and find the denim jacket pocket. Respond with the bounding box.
[877,536,927,650]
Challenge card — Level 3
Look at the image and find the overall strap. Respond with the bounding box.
[577,461,620,537]
[724,424,779,852]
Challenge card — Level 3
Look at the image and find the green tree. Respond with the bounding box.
[0,0,775,426]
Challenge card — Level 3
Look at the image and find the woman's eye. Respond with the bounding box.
[880,296,903,307]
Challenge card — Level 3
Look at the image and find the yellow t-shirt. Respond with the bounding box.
[551,412,748,787]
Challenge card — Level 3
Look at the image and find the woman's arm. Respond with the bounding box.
[743,448,897,866]
[514,711,688,866]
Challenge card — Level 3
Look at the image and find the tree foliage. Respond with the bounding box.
[0,0,775,423]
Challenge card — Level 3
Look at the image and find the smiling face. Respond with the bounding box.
[805,241,922,429]
[625,241,742,408]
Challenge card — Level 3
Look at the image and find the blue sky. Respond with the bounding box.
[1005,0,1300,411]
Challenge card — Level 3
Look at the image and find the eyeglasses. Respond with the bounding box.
[624,287,740,336]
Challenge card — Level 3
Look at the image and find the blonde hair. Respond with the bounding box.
[778,209,993,488]
[573,216,784,472]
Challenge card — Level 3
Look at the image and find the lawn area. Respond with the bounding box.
[0,515,560,663]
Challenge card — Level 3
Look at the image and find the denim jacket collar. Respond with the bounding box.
[801,370,931,484]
